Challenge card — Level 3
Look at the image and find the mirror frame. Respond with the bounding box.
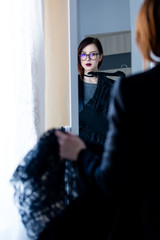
[68,0,143,134]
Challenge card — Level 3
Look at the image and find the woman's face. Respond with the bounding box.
[80,43,103,74]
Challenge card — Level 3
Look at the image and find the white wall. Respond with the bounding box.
[77,0,131,43]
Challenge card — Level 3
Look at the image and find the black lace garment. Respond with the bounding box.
[78,73,114,145]
[10,128,85,240]
[78,71,125,145]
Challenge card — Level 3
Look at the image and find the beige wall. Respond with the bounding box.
[44,0,70,131]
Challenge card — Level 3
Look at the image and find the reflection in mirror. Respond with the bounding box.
[78,37,115,150]
[77,36,126,153]
[77,0,130,148]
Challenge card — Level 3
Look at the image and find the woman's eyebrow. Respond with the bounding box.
[81,51,97,53]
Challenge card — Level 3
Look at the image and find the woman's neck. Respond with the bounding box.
[83,74,98,84]
[83,71,98,83]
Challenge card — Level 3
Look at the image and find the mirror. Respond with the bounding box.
[69,0,143,135]
[76,0,132,144]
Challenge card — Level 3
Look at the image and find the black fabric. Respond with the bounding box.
[10,128,86,240]
[89,70,126,78]
[79,104,109,144]
[38,186,118,240]
[79,72,119,146]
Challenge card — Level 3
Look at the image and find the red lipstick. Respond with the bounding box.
[86,63,92,67]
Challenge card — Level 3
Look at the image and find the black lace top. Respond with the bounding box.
[10,128,85,240]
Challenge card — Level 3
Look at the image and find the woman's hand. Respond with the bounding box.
[55,130,86,161]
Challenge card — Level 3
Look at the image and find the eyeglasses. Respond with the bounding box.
[79,52,100,61]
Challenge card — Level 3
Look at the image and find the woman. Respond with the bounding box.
[64,37,116,205]
[55,0,160,239]
[77,37,115,147]
[64,37,120,203]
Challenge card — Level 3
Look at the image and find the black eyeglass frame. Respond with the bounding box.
[79,52,100,61]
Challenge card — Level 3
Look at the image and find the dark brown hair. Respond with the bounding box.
[78,37,103,80]
[135,0,160,63]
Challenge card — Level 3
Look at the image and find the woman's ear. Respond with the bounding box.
[99,53,103,62]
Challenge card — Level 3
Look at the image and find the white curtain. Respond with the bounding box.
[0,0,45,239]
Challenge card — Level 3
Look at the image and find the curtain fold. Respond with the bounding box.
[0,0,45,239]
